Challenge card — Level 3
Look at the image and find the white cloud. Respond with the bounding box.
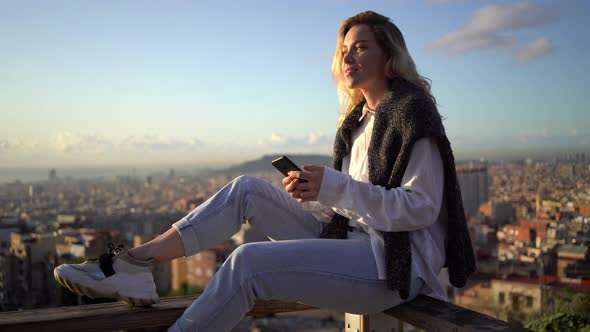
[567,128,578,137]
[519,128,549,143]
[50,132,204,156]
[429,2,556,57]
[306,131,331,145]
[258,131,334,150]
[465,2,550,34]
[13,138,41,152]
[120,135,203,152]
[52,132,114,155]
[523,129,549,138]
[515,37,556,63]
[0,140,12,152]
[258,133,291,146]
[269,133,289,145]
[430,31,517,55]
[0,138,42,153]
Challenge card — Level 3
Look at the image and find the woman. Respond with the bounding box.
[54,10,476,331]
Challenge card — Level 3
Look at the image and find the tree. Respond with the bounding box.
[524,288,590,332]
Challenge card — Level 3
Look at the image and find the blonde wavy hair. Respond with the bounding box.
[332,11,438,127]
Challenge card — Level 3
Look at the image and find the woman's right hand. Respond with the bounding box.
[282,175,299,197]
[282,165,324,202]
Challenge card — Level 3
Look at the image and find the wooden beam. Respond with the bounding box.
[384,295,531,332]
[0,295,318,332]
[0,294,532,332]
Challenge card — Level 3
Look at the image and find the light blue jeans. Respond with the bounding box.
[168,175,416,332]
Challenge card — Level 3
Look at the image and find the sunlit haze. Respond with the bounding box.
[1,0,588,169]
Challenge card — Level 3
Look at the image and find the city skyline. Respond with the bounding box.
[1,152,589,324]
[1,0,589,167]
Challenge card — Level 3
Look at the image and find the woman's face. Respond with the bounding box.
[341,24,389,90]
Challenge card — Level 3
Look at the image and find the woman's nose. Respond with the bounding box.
[344,52,352,63]
[342,50,354,64]
[343,52,353,64]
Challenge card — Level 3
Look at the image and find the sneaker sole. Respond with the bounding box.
[54,265,159,307]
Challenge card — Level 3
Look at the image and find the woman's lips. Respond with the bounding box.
[345,69,357,76]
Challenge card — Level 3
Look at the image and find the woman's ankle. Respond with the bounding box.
[128,247,153,261]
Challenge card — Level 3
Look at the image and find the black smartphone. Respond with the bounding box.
[271,156,308,183]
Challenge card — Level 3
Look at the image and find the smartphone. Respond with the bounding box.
[271,156,308,183]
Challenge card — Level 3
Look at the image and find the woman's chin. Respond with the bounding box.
[345,79,361,90]
[345,75,369,89]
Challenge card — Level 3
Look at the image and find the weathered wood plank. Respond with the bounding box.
[384,295,531,332]
[0,294,531,332]
[0,295,318,332]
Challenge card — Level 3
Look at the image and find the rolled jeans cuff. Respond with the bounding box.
[172,217,200,257]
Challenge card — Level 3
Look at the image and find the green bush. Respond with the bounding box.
[167,282,204,296]
[524,289,590,332]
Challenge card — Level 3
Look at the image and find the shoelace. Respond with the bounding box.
[107,242,125,256]
[90,242,125,277]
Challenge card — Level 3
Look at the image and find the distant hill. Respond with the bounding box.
[217,154,333,175]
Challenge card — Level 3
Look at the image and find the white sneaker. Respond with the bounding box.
[54,243,159,306]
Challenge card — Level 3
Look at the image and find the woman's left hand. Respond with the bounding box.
[284,165,324,203]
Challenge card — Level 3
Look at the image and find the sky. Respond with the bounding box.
[1,0,589,168]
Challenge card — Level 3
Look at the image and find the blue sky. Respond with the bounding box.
[1,0,588,168]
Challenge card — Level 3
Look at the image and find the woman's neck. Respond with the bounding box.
[360,80,389,110]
